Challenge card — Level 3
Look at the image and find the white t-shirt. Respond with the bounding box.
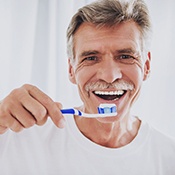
[0,115,175,175]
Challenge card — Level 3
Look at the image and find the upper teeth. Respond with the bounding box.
[94,90,124,95]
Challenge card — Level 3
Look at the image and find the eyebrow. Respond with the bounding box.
[79,48,139,58]
[80,50,100,57]
[116,48,137,55]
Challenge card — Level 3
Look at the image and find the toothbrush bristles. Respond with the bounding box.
[98,103,117,114]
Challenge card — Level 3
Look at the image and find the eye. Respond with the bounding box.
[119,55,133,59]
[83,56,98,62]
[117,54,135,64]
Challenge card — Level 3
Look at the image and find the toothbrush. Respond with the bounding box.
[60,103,117,118]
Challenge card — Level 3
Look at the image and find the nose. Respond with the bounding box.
[97,59,122,83]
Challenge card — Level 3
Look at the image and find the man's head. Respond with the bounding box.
[67,0,152,61]
[67,0,152,122]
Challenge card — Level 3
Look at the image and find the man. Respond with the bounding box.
[0,0,175,174]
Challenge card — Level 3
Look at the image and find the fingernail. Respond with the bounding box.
[58,118,66,128]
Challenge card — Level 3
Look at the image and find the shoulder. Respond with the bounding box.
[143,122,175,153]
[149,124,175,144]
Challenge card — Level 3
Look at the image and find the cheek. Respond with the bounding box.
[124,64,144,98]
[74,65,96,92]
[130,61,145,81]
[125,63,143,79]
[129,68,143,82]
[128,66,144,103]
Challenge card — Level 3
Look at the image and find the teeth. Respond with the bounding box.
[94,90,125,95]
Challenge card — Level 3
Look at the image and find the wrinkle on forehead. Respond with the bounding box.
[74,21,142,59]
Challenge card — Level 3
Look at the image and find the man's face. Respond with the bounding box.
[69,21,150,123]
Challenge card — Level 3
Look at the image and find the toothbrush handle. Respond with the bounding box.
[60,109,75,114]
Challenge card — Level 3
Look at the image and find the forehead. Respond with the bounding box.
[73,21,142,57]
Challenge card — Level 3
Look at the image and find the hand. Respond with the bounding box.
[0,84,65,134]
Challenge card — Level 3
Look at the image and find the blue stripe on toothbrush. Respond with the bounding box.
[60,108,82,116]
[61,109,75,114]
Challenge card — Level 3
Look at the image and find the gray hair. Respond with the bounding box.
[67,0,152,60]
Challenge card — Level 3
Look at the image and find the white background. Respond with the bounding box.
[0,0,174,137]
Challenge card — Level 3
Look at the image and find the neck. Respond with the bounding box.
[74,115,141,148]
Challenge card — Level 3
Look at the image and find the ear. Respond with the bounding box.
[143,52,151,81]
[68,59,76,84]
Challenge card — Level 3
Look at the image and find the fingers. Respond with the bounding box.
[16,92,47,125]
[55,102,65,128]
[0,112,24,133]
[1,87,46,129]
[24,85,65,128]
[0,84,65,134]
[0,125,8,134]
[10,102,36,128]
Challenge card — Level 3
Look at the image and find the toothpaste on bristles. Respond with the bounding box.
[98,103,117,114]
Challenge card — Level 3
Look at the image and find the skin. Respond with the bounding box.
[69,21,151,148]
[0,84,65,133]
[0,20,151,149]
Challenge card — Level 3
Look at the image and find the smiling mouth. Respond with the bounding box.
[93,90,126,101]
